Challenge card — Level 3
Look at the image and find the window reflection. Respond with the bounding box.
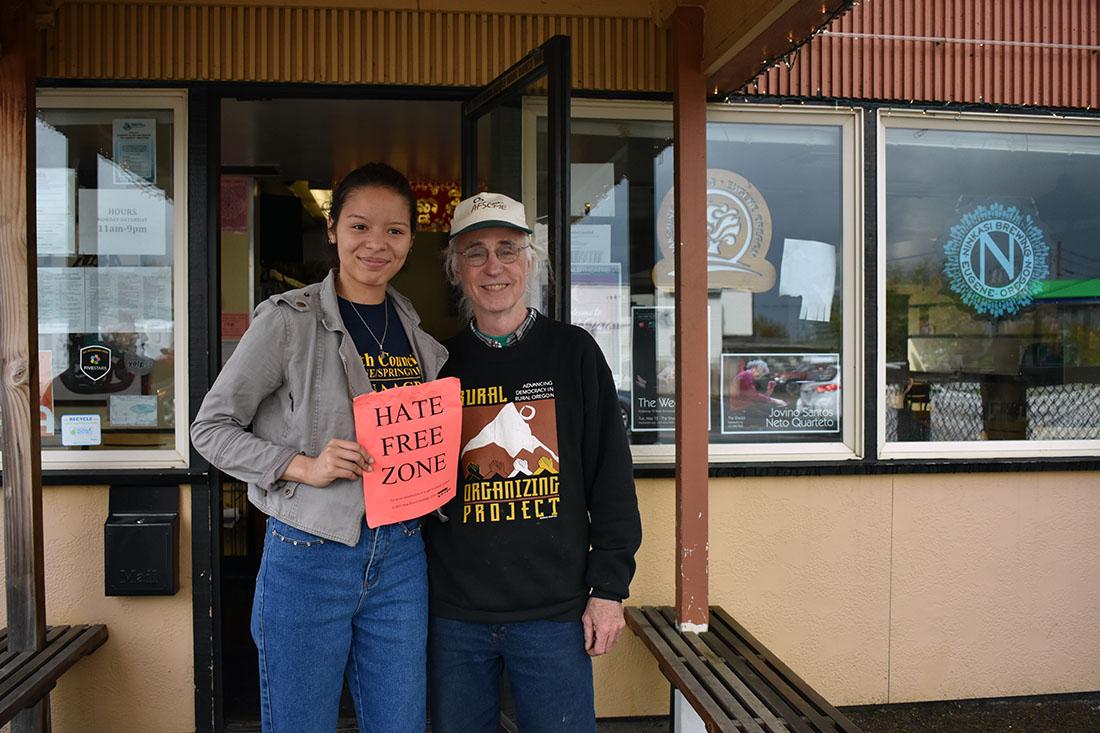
[885,126,1100,442]
[548,106,853,449]
[35,106,178,453]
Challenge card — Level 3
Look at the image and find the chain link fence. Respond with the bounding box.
[1026,383,1100,440]
[885,382,1100,442]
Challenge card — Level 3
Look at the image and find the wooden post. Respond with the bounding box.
[0,0,49,729]
[671,5,709,632]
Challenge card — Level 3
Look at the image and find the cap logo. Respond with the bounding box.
[471,196,508,212]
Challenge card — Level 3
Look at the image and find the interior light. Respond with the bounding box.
[310,189,332,216]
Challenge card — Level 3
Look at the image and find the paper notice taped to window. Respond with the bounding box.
[353,377,461,528]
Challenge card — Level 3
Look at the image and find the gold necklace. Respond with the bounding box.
[348,296,390,360]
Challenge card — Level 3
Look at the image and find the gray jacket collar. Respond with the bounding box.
[301,269,447,396]
[316,269,424,332]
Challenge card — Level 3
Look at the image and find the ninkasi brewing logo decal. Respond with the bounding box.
[653,169,776,292]
[943,204,1049,318]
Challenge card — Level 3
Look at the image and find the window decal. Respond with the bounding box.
[943,203,1050,318]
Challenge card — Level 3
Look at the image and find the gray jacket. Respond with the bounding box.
[191,270,448,546]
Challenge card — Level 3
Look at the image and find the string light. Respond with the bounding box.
[737,0,856,95]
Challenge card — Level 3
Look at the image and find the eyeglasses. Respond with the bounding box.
[458,243,528,267]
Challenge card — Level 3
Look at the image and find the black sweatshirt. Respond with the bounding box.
[424,314,642,623]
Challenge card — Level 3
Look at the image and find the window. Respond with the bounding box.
[31,90,188,469]
[879,111,1100,459]
[528,100,862,463]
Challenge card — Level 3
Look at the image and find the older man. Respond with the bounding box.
[424,193,641,733]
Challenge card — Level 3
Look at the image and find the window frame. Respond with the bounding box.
[876,108,1100,461]
[525,98,865,464]
[31,88,191,470]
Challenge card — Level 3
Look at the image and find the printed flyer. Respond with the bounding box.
[112,118,156,183]
[39,352,55,436]
[570,263,625,387]
[721,353,840,435]
[353,377,461,528]
[630,306,676,431]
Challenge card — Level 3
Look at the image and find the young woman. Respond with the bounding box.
[192,163,446,732]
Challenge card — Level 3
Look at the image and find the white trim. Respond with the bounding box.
[33,89,190,471]
[880,440,1100,461]
[37,449,188,470]
[877,108,1100,460]
[846,109,865,460]
[879,108,1100,131]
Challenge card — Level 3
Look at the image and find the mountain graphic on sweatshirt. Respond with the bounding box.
[461,401,560,479]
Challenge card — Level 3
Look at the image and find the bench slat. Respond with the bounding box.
[707,611,837,733]
[625,607,742,732]
[695,623,816,733]
[626,607,861,733]
[645,608,766,733]
[666,615,791,733]
[0,627,87,703]
[0,624,108,723]
[0,627,69,679]
[711,608,862,733]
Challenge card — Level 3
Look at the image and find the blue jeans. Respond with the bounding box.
[252,517,427,733]
[428,616,595,733]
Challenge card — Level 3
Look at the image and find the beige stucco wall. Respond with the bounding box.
[594,470,1100,715]
[0,485,195,733]
[5,471,1097,725]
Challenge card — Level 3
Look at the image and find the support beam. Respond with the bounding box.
[671,5,709,632]
[0,2,49,729]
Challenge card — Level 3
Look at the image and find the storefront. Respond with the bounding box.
[3,0,1099,730]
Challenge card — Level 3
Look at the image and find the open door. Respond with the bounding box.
[462,35,571,321]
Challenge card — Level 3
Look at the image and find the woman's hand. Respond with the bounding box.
[282,439,374,487]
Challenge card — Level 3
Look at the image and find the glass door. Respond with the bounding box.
[461,35,571,320]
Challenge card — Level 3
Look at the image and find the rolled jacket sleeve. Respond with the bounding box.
[191,301,299,490]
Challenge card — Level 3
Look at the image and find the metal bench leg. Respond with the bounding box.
[671,689,707,733]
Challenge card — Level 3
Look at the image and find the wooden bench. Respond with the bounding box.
[0,625,108,725]
[626,606,861,733]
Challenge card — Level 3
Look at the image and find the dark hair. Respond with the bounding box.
[328,162,418,236]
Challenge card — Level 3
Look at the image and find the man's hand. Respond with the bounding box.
[581,597,625,657]
[283,439,373,487]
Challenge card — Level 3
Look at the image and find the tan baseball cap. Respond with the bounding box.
[448,192,533,240]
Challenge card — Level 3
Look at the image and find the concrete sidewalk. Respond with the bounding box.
[841,693,1100,733]
[593,692,1100,732]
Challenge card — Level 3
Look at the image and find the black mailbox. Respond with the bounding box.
[104,485,180,596]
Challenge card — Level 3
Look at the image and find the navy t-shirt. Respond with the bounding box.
[338,296,424,391]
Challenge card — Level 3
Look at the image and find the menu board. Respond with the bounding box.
[36,168,77,255]
[38,266,172,334]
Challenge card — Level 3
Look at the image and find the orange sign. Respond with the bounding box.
[221,312,250,340]
[353,377,461,528]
